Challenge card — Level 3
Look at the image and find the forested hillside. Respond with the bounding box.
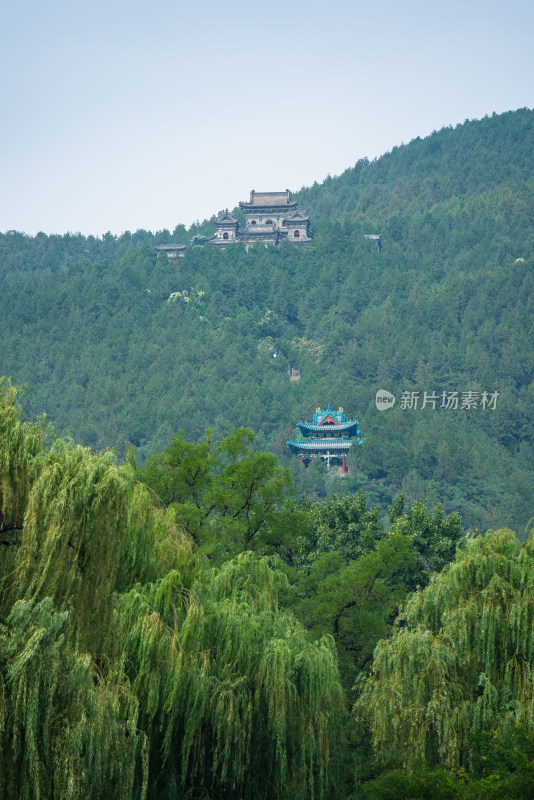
[0,108,532,534]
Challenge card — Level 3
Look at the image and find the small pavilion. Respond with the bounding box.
[287,404,363,472]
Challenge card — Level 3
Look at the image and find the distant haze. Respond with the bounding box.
[1,0,533,236]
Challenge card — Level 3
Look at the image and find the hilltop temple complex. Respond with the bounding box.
[153,190,311,259]
[152,189,383,261]
[287,404,364,472]
[210,190,311,249]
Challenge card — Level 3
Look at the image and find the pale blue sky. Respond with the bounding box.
[1,0,533,236]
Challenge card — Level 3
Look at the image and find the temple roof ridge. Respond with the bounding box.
[217,209,237,221]
[239,189,294,208]
[284,208,309,220]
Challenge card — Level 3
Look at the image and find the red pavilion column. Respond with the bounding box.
[342,455,348,473]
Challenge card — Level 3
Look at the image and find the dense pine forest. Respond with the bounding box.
[1,108,533,798]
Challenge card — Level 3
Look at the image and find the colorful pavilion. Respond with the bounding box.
[287,404,364,472]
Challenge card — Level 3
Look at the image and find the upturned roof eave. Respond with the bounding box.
[287,440,353,453]
[297,421,361,437]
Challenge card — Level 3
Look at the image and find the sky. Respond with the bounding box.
[1,0,533,237]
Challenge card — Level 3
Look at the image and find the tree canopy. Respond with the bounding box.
[0,381,345,800]
[358,528,534,772]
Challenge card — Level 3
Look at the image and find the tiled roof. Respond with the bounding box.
[297,420,361,437]
[217,210,238,222]
[284,209,309,221]
[287,439,352,453]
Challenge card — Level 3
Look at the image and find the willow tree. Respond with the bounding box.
[0,596,147,800]
[0,379,46,594]
[0,380,174,799]
[10,441,135,654]
[0,380,185,652]
[119,551,345,800]
[357,529,534,771]
[1,391,192,654]
[0,381,182,800]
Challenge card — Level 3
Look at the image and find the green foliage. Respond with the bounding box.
[389,495,464,587]
[358,768,458,800]
[138,427,293,560]
[0,597,147,800]
[461,726,534,799]
[116,484,195,591]
[119,552,344,800]
[357,529,534,771]
[0,384,345,799]
[358,728,534,799]
[290,491,385,571]
[280,491,461,691]
[137,426,464,698]
[291,534,416,690]
[0,379,45,537]
[12,442,131,654]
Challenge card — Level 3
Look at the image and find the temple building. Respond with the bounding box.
[210,190,311,249]
[153,244,187,260]
[209,210,240,249]
[287,404,364,472]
